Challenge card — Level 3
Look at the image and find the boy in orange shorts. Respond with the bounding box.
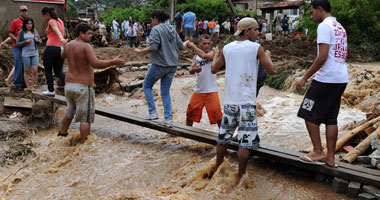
[186,34,222,127]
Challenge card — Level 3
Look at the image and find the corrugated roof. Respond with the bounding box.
[258,0,305,9]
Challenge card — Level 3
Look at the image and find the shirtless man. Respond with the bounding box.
[59,23,125,143]
[186,34,222,128]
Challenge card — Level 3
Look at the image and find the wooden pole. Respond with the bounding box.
[336,116,380,152]
[343,127,380,163]
[301,116,380,153]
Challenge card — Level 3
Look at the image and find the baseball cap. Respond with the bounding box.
[234,17,258,36]
[20,5,28,11]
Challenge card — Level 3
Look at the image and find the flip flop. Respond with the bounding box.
[325,162,339,168]
[298,155,325,165]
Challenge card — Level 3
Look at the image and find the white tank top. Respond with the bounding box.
[223,40,260,105]
[193,55,218,93]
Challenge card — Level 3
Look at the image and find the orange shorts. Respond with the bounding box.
[186,92,223,124]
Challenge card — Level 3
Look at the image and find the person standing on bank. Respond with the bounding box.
[16,18,42,91]
[41,7,67,97]
[9,5,29,92]
[210,17,275,185]
[297,0,348,168]
[134,9,188,127]
[59,23,125,144]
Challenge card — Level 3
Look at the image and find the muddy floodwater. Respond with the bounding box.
[0,73,366,199]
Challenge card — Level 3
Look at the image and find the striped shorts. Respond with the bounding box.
[65,82,95,123]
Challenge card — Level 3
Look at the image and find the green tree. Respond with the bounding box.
[301,0,380,60]
[67,1,79,19]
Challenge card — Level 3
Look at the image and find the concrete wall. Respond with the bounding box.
[0,0,64,40]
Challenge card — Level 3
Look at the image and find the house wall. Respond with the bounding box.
[0,0,64,40]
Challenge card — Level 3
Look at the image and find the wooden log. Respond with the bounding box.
[302,116,380,153]
[343,127,380,163]
[336,116,380,153]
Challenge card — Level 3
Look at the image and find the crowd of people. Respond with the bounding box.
[1,0,353,186]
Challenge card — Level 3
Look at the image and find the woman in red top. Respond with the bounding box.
[41,7,67,97]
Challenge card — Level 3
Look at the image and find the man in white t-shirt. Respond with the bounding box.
[112,17,119,40]
[210,17,275,186]
[297,0,348,168]
[186,34,223,128]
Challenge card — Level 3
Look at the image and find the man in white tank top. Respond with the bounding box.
[210,17,275,185]
[297,0,348,168]
[186,34,223,128]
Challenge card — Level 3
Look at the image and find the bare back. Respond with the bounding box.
[64,39,95,86]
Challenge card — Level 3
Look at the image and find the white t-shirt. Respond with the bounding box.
[262,23,267,32]
[223,40,260,105]
[314,17,349,83]
[194,55,218,93]
[112,20,119,30]
[215,24,220,33]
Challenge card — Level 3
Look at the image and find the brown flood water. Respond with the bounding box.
[0,74,365,200]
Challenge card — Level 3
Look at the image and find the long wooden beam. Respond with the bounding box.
[32,91,380,187]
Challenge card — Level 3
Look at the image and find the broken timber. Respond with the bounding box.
[32,91,380,188]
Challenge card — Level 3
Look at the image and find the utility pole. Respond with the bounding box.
[226,0,237,15]
[170,0,176,22]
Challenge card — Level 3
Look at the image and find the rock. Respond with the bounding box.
[131,67,138,72]
[331,177,348,194]
[347,181,361,198]
[362,185,380,199]
[358,193,376,200]
[290,167,314,178]
[371,158,380,168]
[314,173,327,182]
[357,156,373,165]
[140,65,149,70]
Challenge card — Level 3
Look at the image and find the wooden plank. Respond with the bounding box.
[31,91,380,187]
[4,96,33,109]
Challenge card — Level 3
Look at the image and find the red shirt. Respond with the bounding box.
[46,18,65,46]
[9,18,24,47]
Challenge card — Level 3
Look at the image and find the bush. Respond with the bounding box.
[301,0,380,60]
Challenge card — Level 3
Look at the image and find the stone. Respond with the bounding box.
[362,185,380,199]
[331,177,349,194]
[314,173,327,182]
[347,181,361,198]
[358,193,376,200]
[290,167,314,178]
[140,65,149,70]
[357,156,373,165]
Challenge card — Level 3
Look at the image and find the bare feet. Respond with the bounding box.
[299,150,325,163]
[234,172,244,186]
[325,158,338,168]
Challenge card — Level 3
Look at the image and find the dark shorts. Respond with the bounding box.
[297,80,347,125]
[183,27,194,36]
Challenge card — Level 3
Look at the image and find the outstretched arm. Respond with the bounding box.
[85,44,125,68]
[211,47,225,74]
[187,42,215,61]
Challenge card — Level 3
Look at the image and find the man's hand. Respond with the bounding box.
[134,48,143,54]
[194,66,202,73]
[112,55,126,66]
[26,39,32,44]
[0,42,5,48]
[296,78,307,93]
[265,50,272,57]
[61,39,68,46]
[213,46,219,56]
[184,40,191,48]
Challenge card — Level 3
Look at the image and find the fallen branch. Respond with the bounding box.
[343,126,380,163]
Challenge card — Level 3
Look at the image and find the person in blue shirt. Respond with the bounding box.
[181,7,196,42]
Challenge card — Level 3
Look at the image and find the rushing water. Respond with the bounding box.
[0,74,366,200]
